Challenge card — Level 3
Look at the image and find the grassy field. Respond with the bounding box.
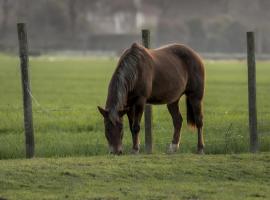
[0,153,269,200]
[0,54,270,158]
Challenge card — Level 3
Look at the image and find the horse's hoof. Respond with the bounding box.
[131,149,140,154]
[197,149,205,155]
[168,143,179,153]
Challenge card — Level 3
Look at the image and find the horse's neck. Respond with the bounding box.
[106,51,139,110]
[106,75,128,111]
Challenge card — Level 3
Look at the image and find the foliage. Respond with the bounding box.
[0,0,269,52]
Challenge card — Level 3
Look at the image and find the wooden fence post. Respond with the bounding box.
[247,31,258,153]
[17,23,35,158]
[141,29,153,154]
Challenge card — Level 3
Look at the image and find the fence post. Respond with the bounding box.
[141,29,153,154]
[17,23,35,158]
[247,31,258,153]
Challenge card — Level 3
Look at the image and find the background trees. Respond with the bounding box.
[0,0,268,53]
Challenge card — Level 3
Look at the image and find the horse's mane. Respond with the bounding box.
[106,43,146,122]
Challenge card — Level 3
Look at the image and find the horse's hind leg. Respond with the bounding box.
[167,100,183,153]
[189,97,205,154]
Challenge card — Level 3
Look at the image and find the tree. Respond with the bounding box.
[186,18,207,51]
[68,0,77,39]
[0,0,10,38]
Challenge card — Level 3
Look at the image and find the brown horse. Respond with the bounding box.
[98,43,205,155]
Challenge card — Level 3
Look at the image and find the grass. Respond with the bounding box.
[0,54,270,158]
[0,153,269,200]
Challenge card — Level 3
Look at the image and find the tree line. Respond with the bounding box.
[0,0,269,53]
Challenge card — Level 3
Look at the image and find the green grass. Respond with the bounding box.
[0,54,270,158]
[0,153,269,200]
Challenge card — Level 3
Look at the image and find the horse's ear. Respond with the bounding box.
[97,106,108,118]
[131,42,140,49]
[118,107,129,117]
[131,42,139,48]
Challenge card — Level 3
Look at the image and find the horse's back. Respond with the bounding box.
[146,45,189,104]
[152,44,204,74]
[146,44,204,104]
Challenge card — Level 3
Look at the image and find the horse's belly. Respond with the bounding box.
[147,86,185,105]
[147,64,187,104]
[146,97,166,105]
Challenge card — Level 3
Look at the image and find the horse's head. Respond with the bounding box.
[97,106,128,155]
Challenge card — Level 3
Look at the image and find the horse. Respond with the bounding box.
[98,42,205,155]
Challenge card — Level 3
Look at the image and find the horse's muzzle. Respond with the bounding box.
[109,145,123,155]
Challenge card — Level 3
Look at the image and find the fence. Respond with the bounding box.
[0,24,269,159]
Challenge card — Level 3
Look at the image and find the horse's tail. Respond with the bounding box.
[186,97,196,128]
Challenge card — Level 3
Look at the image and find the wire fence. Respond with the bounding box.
[1,35,270,158]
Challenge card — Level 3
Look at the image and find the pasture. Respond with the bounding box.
[0,153,270,199]
[0,54,270,159]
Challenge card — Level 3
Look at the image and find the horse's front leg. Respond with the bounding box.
[127,106,136,152]
[129,100,145,154]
